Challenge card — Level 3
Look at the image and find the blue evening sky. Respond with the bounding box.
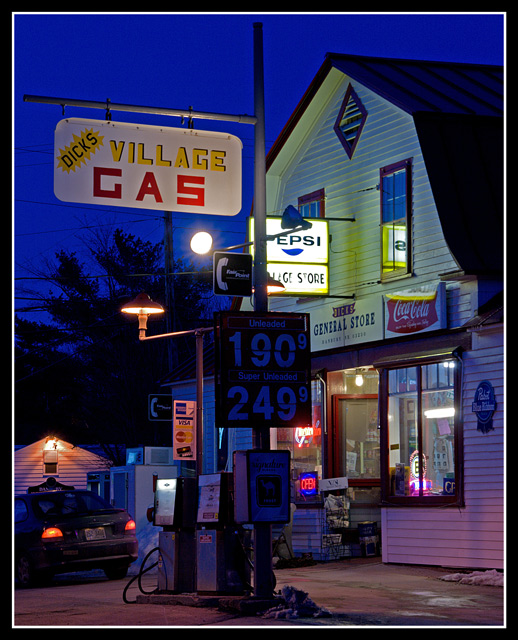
[13,12,505,316]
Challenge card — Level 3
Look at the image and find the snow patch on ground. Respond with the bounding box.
[129,522,160,575]
[440,569,503,587]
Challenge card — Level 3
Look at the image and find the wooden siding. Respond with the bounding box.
[382,329,504,569]
[14,438,111,495]
[268,70,460,318]
[265,67,504,569]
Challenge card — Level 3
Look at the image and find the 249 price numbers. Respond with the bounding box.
[215,312,312,428]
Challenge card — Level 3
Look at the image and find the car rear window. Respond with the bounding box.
[15,498,29,523]
[32,491,116,518]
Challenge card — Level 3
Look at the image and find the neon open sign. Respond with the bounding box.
[299,472,318,497]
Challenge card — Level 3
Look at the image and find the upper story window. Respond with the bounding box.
[380,159,412,280]
[334,84,367,159]
[298,189,325,218]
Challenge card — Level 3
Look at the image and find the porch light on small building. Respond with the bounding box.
[44,436,59,450]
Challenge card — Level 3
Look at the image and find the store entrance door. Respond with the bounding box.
[334,397,379,479]
[332,395,381,529]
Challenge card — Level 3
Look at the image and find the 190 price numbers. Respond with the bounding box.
[216,312,312,428]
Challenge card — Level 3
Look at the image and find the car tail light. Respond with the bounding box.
[42,527,64,540]
[125,519,136,533]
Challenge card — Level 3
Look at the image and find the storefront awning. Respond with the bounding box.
[373,345,463,370]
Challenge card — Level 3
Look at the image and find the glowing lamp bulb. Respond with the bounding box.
[190,231,213,255]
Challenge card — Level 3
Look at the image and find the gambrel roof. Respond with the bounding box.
[328,54,503,117]
[267,54,504,276]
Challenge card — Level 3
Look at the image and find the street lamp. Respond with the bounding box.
[190,231,213,255]
[121,292,165,338]
[265,275,285,295]
[121,292,211,477]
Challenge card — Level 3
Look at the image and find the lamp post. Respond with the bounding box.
[121,292,211,477]
[251,21,274,601]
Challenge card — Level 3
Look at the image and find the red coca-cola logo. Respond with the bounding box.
[386,295,438,334]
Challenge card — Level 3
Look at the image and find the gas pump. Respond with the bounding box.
[196,472,251,594]
[153,476,197,593]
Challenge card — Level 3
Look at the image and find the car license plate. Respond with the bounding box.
[84,527,106,541]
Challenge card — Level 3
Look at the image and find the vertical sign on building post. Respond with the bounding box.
[173,400,196,461]
[233,450,290,524]
[213,251,253,296]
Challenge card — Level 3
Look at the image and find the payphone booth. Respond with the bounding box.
[154,476,197,593]
[196,472,251,594]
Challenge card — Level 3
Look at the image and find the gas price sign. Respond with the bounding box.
[215,311,311,429]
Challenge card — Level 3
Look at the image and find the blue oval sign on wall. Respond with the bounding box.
[472,380,497,434]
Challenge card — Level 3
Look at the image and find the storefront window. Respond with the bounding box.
[379,355,462,505]
[274,379,323,504]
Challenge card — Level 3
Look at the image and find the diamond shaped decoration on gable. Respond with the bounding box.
[334,84,367,159]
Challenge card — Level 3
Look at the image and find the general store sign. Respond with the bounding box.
[248,216,329,295]
[310,297,383,351]
[54,118,242,215]
[383,282,446,338]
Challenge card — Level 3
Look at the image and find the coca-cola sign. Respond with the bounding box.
[384,283,445,337]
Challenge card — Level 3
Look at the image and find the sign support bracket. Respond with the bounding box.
[23,94,257,125]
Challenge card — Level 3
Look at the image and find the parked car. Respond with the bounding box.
[15,489,138,587]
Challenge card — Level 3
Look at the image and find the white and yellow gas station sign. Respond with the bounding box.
[54,118,242,215]
[249,216,329,295]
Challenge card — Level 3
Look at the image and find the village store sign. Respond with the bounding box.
[249,216,329,295]
[54,118,242,215]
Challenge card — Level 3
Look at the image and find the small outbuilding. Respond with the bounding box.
[14,436,112,495]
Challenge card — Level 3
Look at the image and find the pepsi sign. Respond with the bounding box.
[249,216,328,264]
[248,216,329,295]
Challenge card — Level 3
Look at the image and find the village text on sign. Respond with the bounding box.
[54,118,242,215]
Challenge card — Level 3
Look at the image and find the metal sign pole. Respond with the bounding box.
[252,21,273,600]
